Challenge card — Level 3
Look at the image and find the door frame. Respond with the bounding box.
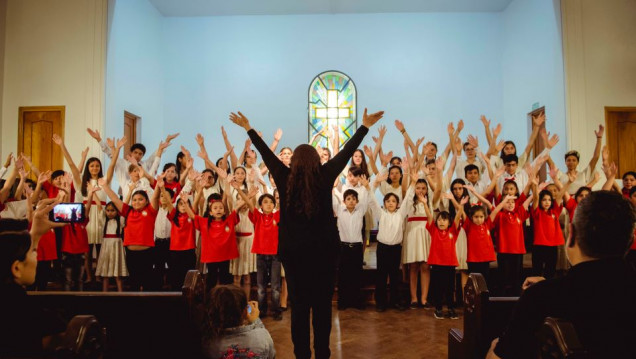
[605,106,636,176]
[17,105,66,154]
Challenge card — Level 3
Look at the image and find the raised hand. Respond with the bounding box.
[165,133,180,143]
[117,136,127,149]
[106,137,115,150]
[415,137,425,149]
[503,194,517,202]
[546,132,559,149]
[532,112,546,127]
[158,140,171,152]
[362,108,385,128]
[363,145,373,159]
[394,120,404,132]
[480,115,491,128]
[3,152,12,168]
[447,122,455,136]
[602,145,610,164]
[467,135,479,149]
[443,192,454,200]
[38,171,51,185]
[463,184,476,193]
[375,171,388,184]
[495,140,505,153]
[221,126,228,139]
[188,169,201,182]
[594,125,604,139]
[359,174,369,187]
[81,147,89,159]
[457,119,465,132]
[86,128,101,142]
[378,125,387,138]
[274,128,283,142]
[195,133,205,147]
[493,123,502,138]
[52,134,63,146]
[229,112,252,131]
[495,166,506,178]
[603,162,617,178]
[155,173,166,188]
[459,196,469,205]
[197,150,209,160]
[410,168,418,183]
[126,154,139,166]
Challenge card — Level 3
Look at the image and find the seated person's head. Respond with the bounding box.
[0,219,36,287]
[130,143,146,163]
[630,187,636,207]
[347,166,364,186]
[464,164,480,183]
[206,285,249,338]
[622,171,636,190]
[574,186,591,203]
[342,189,359,210]
[502,154,519,175]
[569,191,635,263]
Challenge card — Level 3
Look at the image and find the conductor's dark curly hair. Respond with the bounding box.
[285,144,322,219]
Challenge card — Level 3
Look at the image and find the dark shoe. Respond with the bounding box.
[273,312,283,321]
[448,309,459,319]
[280,306,288,312]
[392,303,406,311]
[422,302,433,310]
[376,306,386,313]
[434,310,444,319]
[409,301,419,309]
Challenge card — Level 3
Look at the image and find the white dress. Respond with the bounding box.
[78,178,107,246]
[229,189,257,276]
[402,202,432,264]
[95,218,129,277]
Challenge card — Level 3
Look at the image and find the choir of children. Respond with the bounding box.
[0,110,632,324]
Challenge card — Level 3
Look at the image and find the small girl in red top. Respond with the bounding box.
[462,186,497,284]
[60,183,99,291]
[194,192,240,290]
[236,187,282,320]
[422,192,467,320]
[531,180,566,279]
[99,176,160,291]
[160,183,200,290]
[491,193,533,296]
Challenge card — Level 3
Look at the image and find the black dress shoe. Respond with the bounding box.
[376,306,386,313]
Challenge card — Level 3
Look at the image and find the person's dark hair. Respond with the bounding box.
[622,171,636,181]
[81,157,103,197]
[286,144,322,219]
[630,187,636,197]
[216,158,231,175]
[383,192,400,206]
[449,179,470,220]
[51,170,65,180]
[163,187,175,200]
[426,159,436,167]
[130,143,146,155]
[348,166,364,178]
[175,152,185,182]
[463,142,471,150]
[0,219,31,284]
[390,156,402,165]
[258,193,275,207]
[430,142,438,150]
[538,189,555,210]
[322,147,331,160]
[343,189,359,202]
[102,202,122,238]
[204,285,247,339]
[499,141,517,158]
[172,198,191,227]
[232,167,248,195]
[242,150,258,167]
[571,191,636,258]
[413,179,429,213]
[350,149,369,177]
[464,164,480,177]
[132,190,150,204]
[387,165,403,185]
[436,211,451,223]
[503,180,520,197]
[163,163,176,174]
[205,193,226,225]
[574,186,592,202]
[564,150,580,162]
[502,154,519,165]
[469,205,487,219]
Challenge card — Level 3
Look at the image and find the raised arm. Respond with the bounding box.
[52,134,83,188]
[520,112,545,161]
[234,182,256,212]
[363,145,379,176]
[97,178,123,212]
[489,195,515,222]
[480,115,494,149]
[394,120,416,155]
[588,125,604,171]
[221,126,239,170]
[270,129,282,153]
[106,137,126,185]
[464,184,494,211]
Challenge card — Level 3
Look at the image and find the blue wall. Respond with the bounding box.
[105,0,565,172]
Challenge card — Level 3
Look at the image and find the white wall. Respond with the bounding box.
[562,0,636,166]
[1,0,107,166]
[501,0,566,161]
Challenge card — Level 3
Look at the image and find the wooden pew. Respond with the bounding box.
[538,317,588,359]
[448,273,519,359]
[28,270,205,359]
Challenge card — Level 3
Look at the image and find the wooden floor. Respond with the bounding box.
[262,305,463,358]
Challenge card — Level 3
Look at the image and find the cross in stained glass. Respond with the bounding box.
[314,90,350,130]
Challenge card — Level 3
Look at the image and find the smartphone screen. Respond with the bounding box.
[49,203,86,223]
[247,305,252,314]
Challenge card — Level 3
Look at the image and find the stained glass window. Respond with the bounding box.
[308,71,357,151]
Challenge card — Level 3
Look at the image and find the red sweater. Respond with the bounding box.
[195,211,240,263]
[463,218,496,262]
[426,222,459,266]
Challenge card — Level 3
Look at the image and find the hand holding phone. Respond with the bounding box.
[49,203,86,223]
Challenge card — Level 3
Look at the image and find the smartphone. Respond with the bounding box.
[49,203,86,223]
[247,304,252,314]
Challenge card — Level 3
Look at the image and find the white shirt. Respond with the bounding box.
[557,166,593,195]
[0,199,28,219]
[121,178,154,204]
[378,168,403,203]
[340,182,369,207]
[332,191,371,243]
[497,169,529,196]
[369,186,413,245]
[154,207,172,239]
[100,140,161,187]
[465,176,491,205]
[455,153,488,182]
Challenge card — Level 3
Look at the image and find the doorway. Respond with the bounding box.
[18,106,65,179]
[123,111,140,157]
[605,107,636,177]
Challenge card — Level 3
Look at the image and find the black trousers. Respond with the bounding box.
[62,252,85,291]
[285,259,336,359]
[375,242,402,308]
[431,265,456,310]
[337,242,363,308]
[626,250,636,272]
[206,261,232,290]
[168,249,196,290]
[532,245,558,279]
[497,253,523,296]
[154,238,170,288]
[126,248,156,291]
[467,261,491,285]
[35,260,54,291]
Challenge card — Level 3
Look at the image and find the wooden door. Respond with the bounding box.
[528,107,546,182]
[18,106,65,179]
[605,107,636,176]
[123,111,139,157]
